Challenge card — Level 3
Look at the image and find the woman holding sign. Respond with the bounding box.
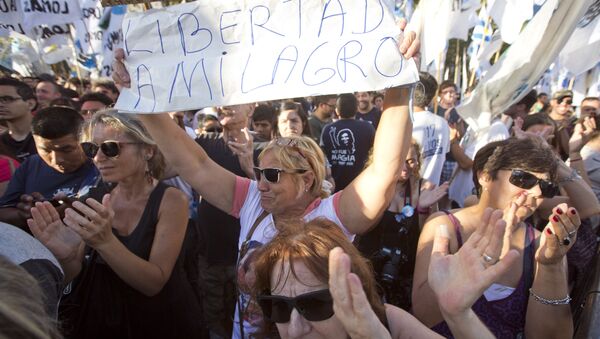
[113,20,419,338]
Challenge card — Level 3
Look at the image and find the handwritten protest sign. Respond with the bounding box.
[20,0,81,31]
[115,0,418,113]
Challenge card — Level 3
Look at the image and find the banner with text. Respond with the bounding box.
[115,0,418,113]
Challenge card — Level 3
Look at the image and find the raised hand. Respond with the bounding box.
[27,201,82,262]
[428,208,519,317]
[63,194,116,250]
[112,48,130,88]
[397,18,420,60]
[328,247,391,339]
[418,182,449,210]
[536,203,581,266]
[569,117,596,154]
[502,191,528,246]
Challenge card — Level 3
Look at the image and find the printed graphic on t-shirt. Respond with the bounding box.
[328,127,357,166]
[422,125,444,158]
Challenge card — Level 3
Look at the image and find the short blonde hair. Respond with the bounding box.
[259,136,328,198]
[80,109,165,179]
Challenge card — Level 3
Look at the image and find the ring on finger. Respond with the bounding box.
[482,253,498,265]
[568,230,577,238]
[562,237,571,246]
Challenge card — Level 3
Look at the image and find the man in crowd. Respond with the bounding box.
[0,78,38,162]
[35,80,62,110]
[411,73,450,186]
[79,92,113,120]
[580,96,599,119]
[530,92,549,113]
[321,94,375,192]
[308,95,336,142]
[436,80,459,120]
[250,104,275,144]
[549,89,576,159]
[92,79,120,102]
[0,106,99,231]
[355,91,382,128]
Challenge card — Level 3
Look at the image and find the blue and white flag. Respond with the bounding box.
[559,0,600,75]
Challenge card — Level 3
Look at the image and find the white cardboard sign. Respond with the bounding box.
[115,0,418,113]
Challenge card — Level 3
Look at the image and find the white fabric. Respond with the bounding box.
[581,144,600,201]
[233,181,351,338]
[559,2,600,76]
[412,110,450,186]
[449,120,509,207]
[483,283,516,302]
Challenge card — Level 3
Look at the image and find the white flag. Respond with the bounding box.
[558,0,600,76]
[457,0,594,132]
[20,0,82,31]
[488,0,534,44]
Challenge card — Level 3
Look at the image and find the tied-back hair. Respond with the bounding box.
[80,109,165,180]
[0,255,62,339]
[473,137,558,193]
[259,136,328,199]
[252,218,386,329]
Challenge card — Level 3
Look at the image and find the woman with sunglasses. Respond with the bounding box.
[27,111,203,338]
[413,137,582,338]
[252,215,515,339]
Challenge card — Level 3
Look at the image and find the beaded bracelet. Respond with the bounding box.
[529,288,571,305]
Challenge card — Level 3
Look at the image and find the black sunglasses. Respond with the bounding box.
[81,141,141,158]
[253,167,307,184]
[257,289,334,323]
[509,169,559,198]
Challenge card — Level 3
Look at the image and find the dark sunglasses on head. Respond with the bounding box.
[253,167,307,184]
[509,169,559,198]
[257,289,334,323]
[81,141,141,158]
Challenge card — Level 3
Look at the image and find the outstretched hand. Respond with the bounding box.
[418,182,449,210]
[397,18,420,61]
[329,247,391,339]
[536,203,581,266]
[428,208,519,318]
[27,201,82,262]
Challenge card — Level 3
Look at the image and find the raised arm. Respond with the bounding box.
[137,114,237,214]
[338,86,412,234]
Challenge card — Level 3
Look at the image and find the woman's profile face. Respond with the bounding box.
[270,259,346,339]
[278,110,304,137]
[399,146,418,182]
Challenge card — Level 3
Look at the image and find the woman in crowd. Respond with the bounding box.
[356,140,448,310]
[252,215,517,339]
[27,111,202,338]
[276,100,313,138]
[413,137,582,338]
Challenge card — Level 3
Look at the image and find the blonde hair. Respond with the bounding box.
[259,136,328,198]
[0,256,61,339]
[80,109,165,179]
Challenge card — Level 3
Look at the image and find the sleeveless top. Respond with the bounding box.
[356,181,421,311]
[60,182,203,339]
[431,212,536,339]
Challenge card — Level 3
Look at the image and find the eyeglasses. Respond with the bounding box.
[509,169,559,198]
[257,289,334,323]
[253,167,307,184]
[80,109,99,116]
[559,98,573,105]
[81,140,142,158]
[0,96,23,104]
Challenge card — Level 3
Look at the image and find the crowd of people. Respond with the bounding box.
[0,21,599,339]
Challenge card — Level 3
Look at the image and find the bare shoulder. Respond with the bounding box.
[159,186,189,214]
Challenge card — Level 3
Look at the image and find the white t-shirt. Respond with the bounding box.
[581,145,600,201]
[412,110,450,186]
[230,177,352,338]
[449,120,510,207]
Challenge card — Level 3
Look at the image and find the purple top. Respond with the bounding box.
[431,213,535,339]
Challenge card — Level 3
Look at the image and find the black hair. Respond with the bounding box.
[537,92,548,99]
[252,104,276,124]
[92,79,119,95]
[414,72,438,108]
[439,80,457,92]
[517,90,537,112]
[313,94,337,107]
[0,77,36,101]
[80,92,114,106]
[31,106,84,139]
[336,93,358,119]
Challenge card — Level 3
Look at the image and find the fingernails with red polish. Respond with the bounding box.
[556,208,563,215]
[570,209,577,215]
[552,215,559,222]
[546,228,553,235]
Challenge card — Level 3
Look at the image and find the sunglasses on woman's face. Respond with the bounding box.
[257,289,334,323]
[81,141,141,159]
[253,167,307,184]
[509,169,559,198]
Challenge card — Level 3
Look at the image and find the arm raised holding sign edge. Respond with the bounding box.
[114,20,419,235]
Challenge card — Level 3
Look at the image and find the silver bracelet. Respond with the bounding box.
[529,288,571,305]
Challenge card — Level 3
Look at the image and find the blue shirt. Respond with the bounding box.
[0,155,99,206]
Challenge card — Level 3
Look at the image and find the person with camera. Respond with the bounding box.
[27,111,203,338]
[355,139,448,311]
[0,106,99,231]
